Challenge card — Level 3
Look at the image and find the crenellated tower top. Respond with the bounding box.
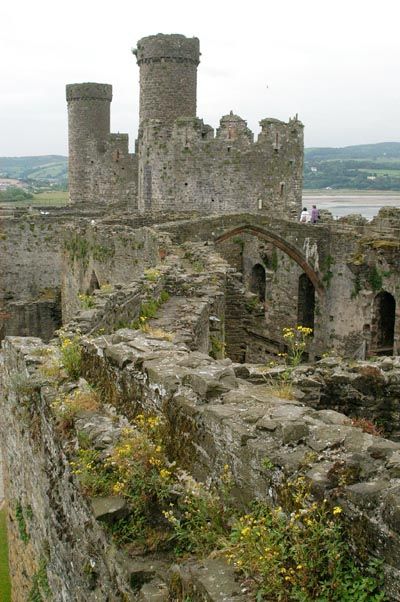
[133,34,200,127]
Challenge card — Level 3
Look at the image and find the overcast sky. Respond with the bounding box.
[2,0,400,155]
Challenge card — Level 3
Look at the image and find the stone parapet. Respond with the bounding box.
[134,34,200,65]
[66,82,112,102]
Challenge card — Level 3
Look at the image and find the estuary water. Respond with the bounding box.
[302,193,400,219]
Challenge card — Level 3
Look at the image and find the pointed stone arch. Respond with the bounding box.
[215,224,324,296]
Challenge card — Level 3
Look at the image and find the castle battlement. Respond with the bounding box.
[66,34,303,218]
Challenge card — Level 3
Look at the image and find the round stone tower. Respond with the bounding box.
[66,82,112,203]
[133,34,200,127]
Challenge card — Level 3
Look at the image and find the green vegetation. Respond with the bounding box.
[224,478,385,601]
[304,142,400,190]
[282,325,313,367]
[351,273,362,299]
[92,243,114,262]
[321,255,334,287]
[15,502,30,543]
[144,268,161,282]
[0,189,69,208]
[64,235,114,266]
[59,335,82,380]
[209,335,226,359]
[0,508,11,602]
[78,293,95,309]
[131,290,170,329]
[368,266,383,292]
[10,372,42,396]
[0,156,68,207]
[0,155,67,182]
[271,248,278,272]
[28,558,51,602]
[32,190,69,206]
[69,412,384,600]
[52,389,100,433]
[64,235,90,263]
[0,186,33,202]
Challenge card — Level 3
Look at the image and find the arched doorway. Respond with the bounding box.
[297,273,315,332]
[87,271,100,295]
[249,264,266,302]
[371,291,396,355]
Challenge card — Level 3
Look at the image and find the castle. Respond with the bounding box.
[1,33,400,601]
[66,34,303,218]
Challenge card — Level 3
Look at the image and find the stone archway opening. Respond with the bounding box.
[297,273,315,333]
[215,224,325,363]
[87,271,100,295]
[371,291,396,356]
[249,263,266,303]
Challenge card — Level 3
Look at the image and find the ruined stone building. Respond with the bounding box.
[67,34,304,218]
[1,33,400,601]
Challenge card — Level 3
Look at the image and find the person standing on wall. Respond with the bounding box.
[299,207,310,223]
[311,204,319,224]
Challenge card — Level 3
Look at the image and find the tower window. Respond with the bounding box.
[249,264,266,303]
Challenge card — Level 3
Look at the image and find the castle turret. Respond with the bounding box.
[66,83,112,203]
[216,111,254,143]
[133,34,200,127]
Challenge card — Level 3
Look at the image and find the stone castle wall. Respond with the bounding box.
[66,84,138,206]
[2,294,400,599]
[137,115,303,218]
[0,215,66,340]
[62,224,160,323]
[155,210,400,359]
[66,34,303,216]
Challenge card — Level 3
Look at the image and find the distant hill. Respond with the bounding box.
[3,144,400,192]
[304,142,400,190]
[0,155,67,183]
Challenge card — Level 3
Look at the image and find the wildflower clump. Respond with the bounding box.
[78,293,95,309]
[68,412,386,598]
[71,415,176,546]
[52,388,100,432]
[70,413,234,552]
[59,334,82,380]
[144,268,161,282]
[282,325,313,367]
[163,464,234,555]
[224,477,385,601]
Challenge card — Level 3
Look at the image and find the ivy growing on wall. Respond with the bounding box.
[321,255,334,287]
[271,248,278,272]
[351,273,362,299]
[368,266,383,292]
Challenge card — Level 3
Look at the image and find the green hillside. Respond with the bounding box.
[3,144,400,192]
[0,155,67,182]
[304,142,400,190]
